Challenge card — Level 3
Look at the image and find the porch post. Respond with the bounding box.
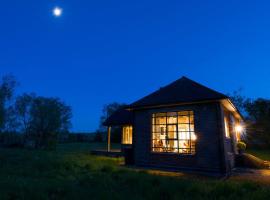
[107,126,111,152]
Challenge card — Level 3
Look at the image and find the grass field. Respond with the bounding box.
[247,149,270,161]
[0,143,270,200]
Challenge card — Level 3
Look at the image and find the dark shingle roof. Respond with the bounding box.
[130,76,228,108]
[103,108,133,126]
[103,76,229,126]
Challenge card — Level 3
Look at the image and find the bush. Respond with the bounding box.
[237,141,247,154]
[0,132,24,148]
[94,131,104,142]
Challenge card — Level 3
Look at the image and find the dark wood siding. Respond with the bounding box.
[133,102,229,175]
[220,105,241,172]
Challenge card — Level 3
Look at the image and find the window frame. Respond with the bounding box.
[151,110,196,155]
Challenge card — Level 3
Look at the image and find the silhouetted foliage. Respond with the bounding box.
[0,74,73,149]
[230,91,270,149]
[15,93,35,134]
[98,102,126,143]
[230,89,246,115]
[244,98,270,149]
[0,75,17,132]
[16,95,72,149]
[99,102,127,131]
[94,131,104,142]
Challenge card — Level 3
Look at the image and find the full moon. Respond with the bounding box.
[53,7,62,17]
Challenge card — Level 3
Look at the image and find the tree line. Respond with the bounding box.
[0,75,72,149]
[231,90,270,149]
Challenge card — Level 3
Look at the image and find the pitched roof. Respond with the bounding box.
[103,108,133,126]
[130,76,228,108]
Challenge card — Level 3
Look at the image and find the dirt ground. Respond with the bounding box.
[139,167,270,185]
[231,168,270,184]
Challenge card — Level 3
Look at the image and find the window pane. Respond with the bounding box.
[167,116,177,124]
[190,124,194,132]
[153,124,166,134]
[152,111,196,154]
[167,112,177,124]
[179,140,190,149]
[152,139,178,152]
[178,124,190,131]
[152,132,160,140]
[178,131,190,140]
[167,125,176,132]
[156,117,166,124]
[178,115,189,123]
[165,139,178,150]
[153,139,163,148]
[190,115,194,124]
[122,126,133,144]
[167,132,177,139]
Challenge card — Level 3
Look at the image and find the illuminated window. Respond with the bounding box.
[224,117,230,138]
[152,111,196,155]
[122,126,133,144]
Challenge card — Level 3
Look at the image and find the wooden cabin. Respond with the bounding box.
[103,76,244,176]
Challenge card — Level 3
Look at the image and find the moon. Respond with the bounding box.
[53,7,62,17]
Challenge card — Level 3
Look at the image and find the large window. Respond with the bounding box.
[152,111,196,154]
[122,126,133,144]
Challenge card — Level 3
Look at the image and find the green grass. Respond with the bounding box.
[247,149,270,161]
[0,143,269,200]
[56,142,121,153]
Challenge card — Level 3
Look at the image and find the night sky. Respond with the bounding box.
[1,0,270,132]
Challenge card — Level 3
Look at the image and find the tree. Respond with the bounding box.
[15,94,72,149]
[244,98,270,148]
[98,102,127,143]
[98,102,126,131]
[93,130,104,142]
[0,75,17,132]
[230,91,270,149]
[229,89,247,115]
[15,93,35,134]
[29,97,72,149]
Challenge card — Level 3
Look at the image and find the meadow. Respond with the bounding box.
[247,149,270,161]
[0,143,269,200]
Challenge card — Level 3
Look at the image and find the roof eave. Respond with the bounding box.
[129,98,227,111]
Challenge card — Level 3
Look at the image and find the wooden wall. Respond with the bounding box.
[132,102,230,176]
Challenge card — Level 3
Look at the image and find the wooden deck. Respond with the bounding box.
[90,149,123,157]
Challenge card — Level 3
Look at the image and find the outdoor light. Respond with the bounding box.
[235,125,243,133]
[192,134,197,141]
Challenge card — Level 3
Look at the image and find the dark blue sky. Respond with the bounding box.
[1,0,270,132]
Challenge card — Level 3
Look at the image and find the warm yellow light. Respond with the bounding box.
[235,125,243,132]
[192,134,197,141]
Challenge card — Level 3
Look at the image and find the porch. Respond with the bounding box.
[91,107,133,158]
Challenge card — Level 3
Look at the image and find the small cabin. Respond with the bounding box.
[103,76,244,176]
